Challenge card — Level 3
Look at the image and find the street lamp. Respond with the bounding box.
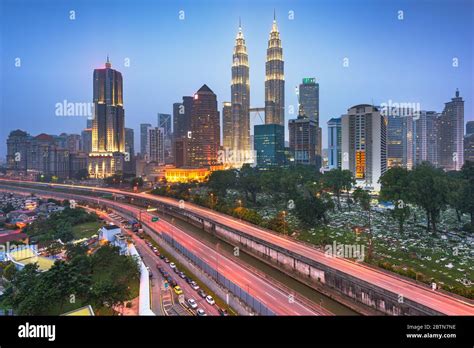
[237,199,242,221]
[282,210,287,234]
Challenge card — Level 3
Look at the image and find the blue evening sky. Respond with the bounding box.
[1,0,473,158]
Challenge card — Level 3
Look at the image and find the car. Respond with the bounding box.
[153,247,158,252]
[187,298,198,309]
[173,286,183,295]
[170,279,178,288]
[218,308,228,316]
[157,266,164,273]
[196,308,207,316]
[179,271,186,279]
[205,295,215,305]
[173,267,180,274]
[190,281,200,291]
[185,277,192,284]
[164,258,170,263]
[163,271,170,278]
[198,289,207,298]
[159,255,165,259]
[169,262,176,269]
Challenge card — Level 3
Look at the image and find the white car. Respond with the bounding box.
[205,295,215,305]
[190,281,200,291]
[196,308,207,316]
[187,298,198,309]
[169,262,176,269]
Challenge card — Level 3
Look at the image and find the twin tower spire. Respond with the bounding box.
[228,12,285,163]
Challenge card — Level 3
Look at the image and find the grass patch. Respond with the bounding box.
[72,221,103,240]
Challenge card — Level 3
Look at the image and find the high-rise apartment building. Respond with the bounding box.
[341,105,387,191]
[327,117,342,169]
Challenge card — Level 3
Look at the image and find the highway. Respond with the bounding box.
[1,179,473,315]
[1,185,326,315]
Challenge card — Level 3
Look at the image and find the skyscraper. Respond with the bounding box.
[222,102,233,150]
[341,105,387,191]
[327,117,342,169]
[254,124,285,167]
[188,85,220,168]
[299,78,321,158]
[173,96,193,141]
[466,121,474,136]
[81,128,92,154]
[148,127,165,164]
[386,111,414,169]
[124,127,135,174]
[288,104,319,167]
[88,57,126,178]
[158,113,172,162]
[140,123,152,157]
[437,89,464,171]
[265,11,285,126]
[299,78,319,123]
[413,111,439,166]
[230,19,251,162]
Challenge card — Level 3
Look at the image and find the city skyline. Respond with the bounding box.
[1,0,473,159]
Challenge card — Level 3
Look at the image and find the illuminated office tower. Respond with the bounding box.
[188,85,220,168]
[88,57,126,178]
[265,11,285,126]
[413,111,439,166]
[341,105,387,191]
[148,127,165,164]
[230,19,251,163]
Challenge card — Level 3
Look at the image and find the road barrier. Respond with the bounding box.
[161,232,275,316]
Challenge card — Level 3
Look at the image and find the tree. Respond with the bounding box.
[379,167,411,233]
[238,164,261,204]
[3,263,17,281]
[353,187,373,260]
[408,162,449,233]
[460,161,474,228]
[267,211,289,234]
[130,177,144,188]
[322,169,354,210]
[208,170,237,198]
[446,171,465,223]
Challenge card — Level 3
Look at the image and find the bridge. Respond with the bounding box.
[1,178,473,315]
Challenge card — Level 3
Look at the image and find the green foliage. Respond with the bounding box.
[23,207,99,243]
[322,169,354,210]
[1,245,139,315]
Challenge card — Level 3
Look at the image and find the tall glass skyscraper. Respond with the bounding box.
[265,12,285,126]
[327,117,341,169]
[231,19,251,160]
[88,57,126,178]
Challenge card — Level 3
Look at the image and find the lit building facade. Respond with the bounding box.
[265,12,285,126]
[230,20,251,164]
[341,105,387,191]
[148,127,165,164]
[88,57,126,178]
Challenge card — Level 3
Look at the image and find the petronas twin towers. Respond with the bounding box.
[225,13,284,166]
